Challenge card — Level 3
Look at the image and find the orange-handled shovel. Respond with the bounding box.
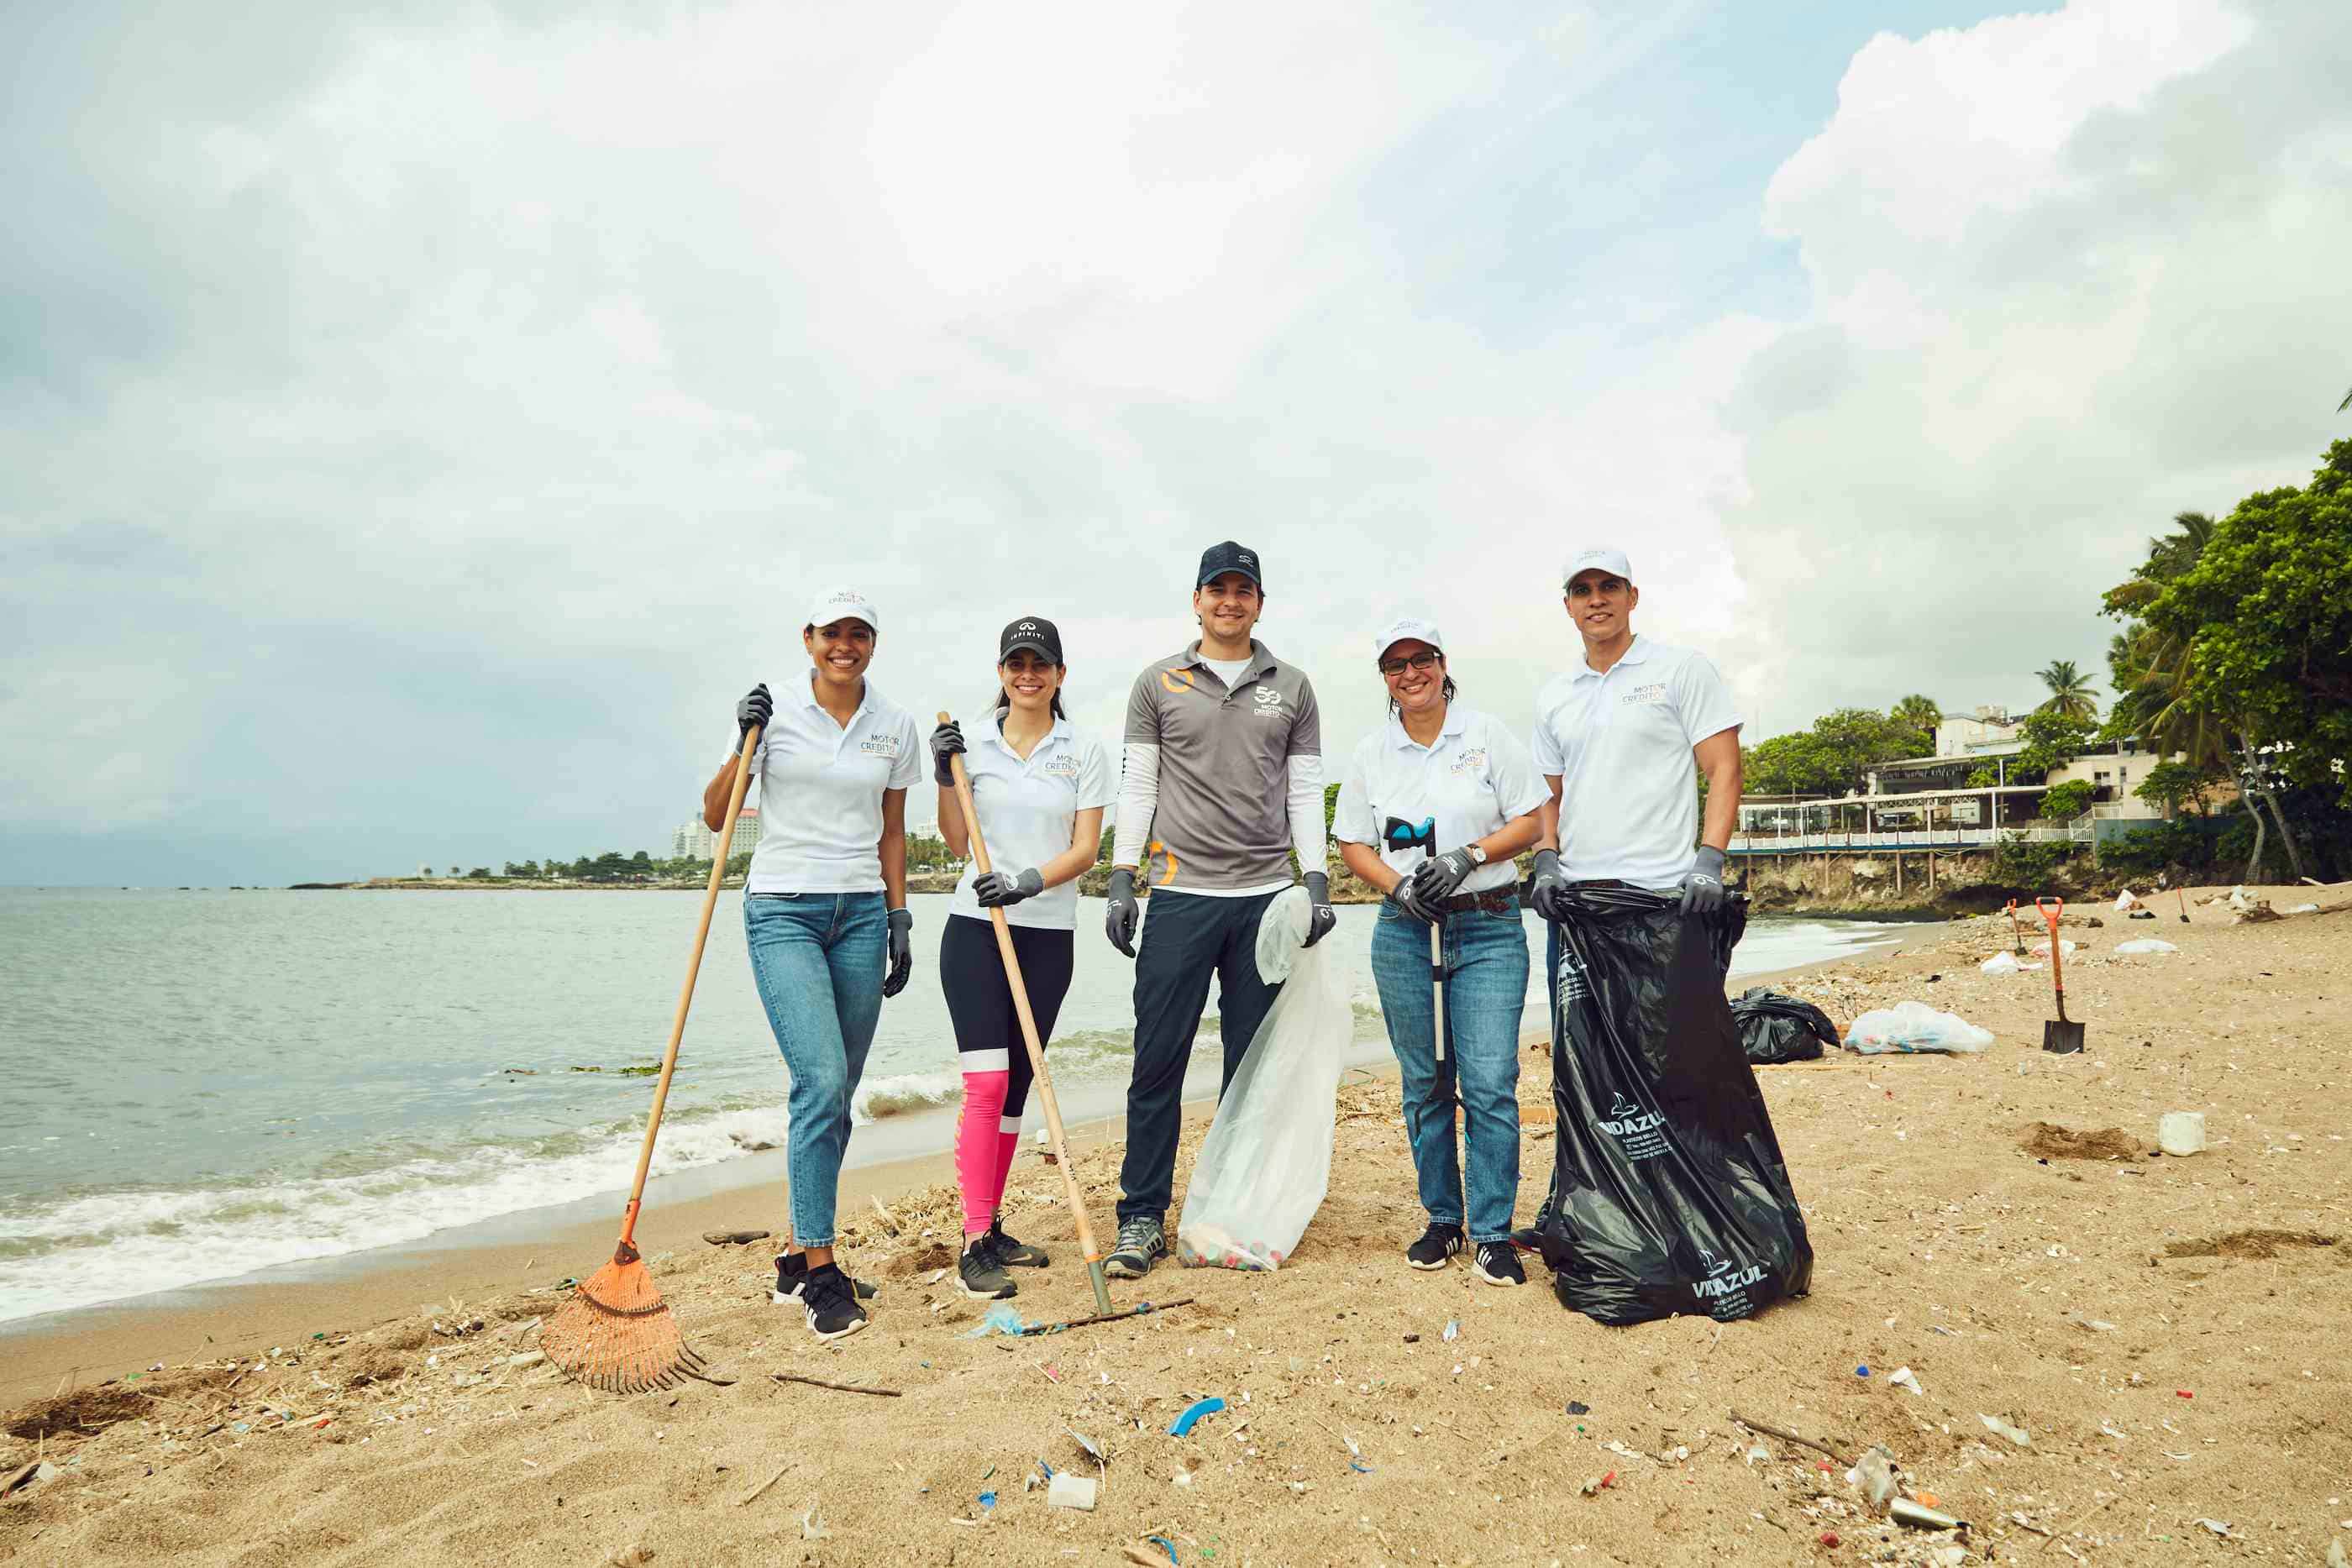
[939,714,1114,1315]
[2035,896,2085,1055]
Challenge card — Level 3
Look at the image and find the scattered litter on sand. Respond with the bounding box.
[2019,1121,2143,1161]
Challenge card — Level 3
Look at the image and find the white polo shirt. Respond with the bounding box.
[947,713,1116,931]
[1530,637,1740,890]
[743,674,923,894]
[1332,706,1549,895]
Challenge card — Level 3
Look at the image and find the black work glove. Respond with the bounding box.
[928,719,965,786]
[1302,872,1337,948]
[1104,868,1139,957]
[1677,846,1729,918]
[974,867,1043,908]
[734,682,772,746]
[1408,847,1476,909]
[882,907,914,997]
[1529,847,1569,923]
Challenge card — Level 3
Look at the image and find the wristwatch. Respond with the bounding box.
[1465,844,1488,866]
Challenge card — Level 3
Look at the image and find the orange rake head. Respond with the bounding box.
[540,1240,707,1392]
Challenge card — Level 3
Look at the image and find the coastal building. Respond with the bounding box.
[672,808,761,861]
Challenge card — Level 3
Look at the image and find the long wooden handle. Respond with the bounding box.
[2036,895,2067,1017]
[938,713,1105,1273]
[617,723,761,1247]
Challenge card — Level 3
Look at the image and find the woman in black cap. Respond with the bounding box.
[927,618,1115,1300]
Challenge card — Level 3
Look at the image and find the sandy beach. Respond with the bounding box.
[5,884,2346,1566]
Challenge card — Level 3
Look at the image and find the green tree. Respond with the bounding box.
[2009,710,2094,784]
[2124,440,2352,876]
[2038,780,2094,820]
[1889,694,1943,754]
[2133,759,2218,819]
[2034,659,2098,722]
[467,866,492,879]
[1741,708,1919,796]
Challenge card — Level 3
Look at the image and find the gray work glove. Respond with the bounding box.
[1529,847,1569,923]
[734,682,772,746]
[974,867,1043,908]
[1677,846,1729,918]
[1387,875,1436,926]
[1302,872,1337,948]
[882,907,914,997]
[928,718,965,786]
[1407,847,1476,909]
[1104,868,1140,957]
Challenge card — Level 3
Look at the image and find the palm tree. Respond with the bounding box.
[1889,694,1942,754]
[2034,659,2097,722]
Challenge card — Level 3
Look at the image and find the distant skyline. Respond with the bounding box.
[6,1,2348,885]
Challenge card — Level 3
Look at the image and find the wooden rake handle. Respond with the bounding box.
[938,714,1108,1286]
[617,723,761,1248]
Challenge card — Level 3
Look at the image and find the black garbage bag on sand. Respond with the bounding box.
[1730,986,1839,1065]
[1537,885,1813,1325]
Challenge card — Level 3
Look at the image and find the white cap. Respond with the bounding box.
[1561,548,1632,587]
[1373,616,1445,660]
[805,585,879,632]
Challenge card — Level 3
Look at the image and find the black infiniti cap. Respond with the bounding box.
[998,616,1063,663]
[1196,540,1264,590]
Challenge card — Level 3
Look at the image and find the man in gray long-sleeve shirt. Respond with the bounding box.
[1099,541,1335,1279]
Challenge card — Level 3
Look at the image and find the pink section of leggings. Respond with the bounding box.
[957,1071,1011,1236]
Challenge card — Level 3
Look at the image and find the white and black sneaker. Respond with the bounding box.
[798,1262,869,1341]
[1103,1216,1166,1279]
[772,1251,879,1304]
[1473,1240,1525,1287]
[1405,1222,1466,1270]
[958,1235,1017,1300]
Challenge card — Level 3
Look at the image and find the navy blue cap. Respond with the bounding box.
[1196,540,1263,590]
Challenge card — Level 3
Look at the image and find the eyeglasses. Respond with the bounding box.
[1378,652,1442,677]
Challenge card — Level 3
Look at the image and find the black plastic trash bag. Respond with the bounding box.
[1537,884,1813,1324]
[1730,986,1838,1065]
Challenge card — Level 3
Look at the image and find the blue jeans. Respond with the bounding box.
[1369,898,1530,1242]
[743,892,887,1248]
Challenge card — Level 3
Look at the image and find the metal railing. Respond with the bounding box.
[1727,823,2088,854]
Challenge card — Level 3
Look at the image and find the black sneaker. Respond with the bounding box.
[1473,1240,1525,1287]
[772,1251,879,1304]
[1508,1193,1556,1253]
[1406,1222,1466,1270]
[1103,1216,1166,1279]
[984,1219,1050,1268]
[799,1263,869,1341]
[958,1236,1016,1300]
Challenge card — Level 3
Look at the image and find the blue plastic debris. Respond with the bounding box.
[1167,1396,1226,1437]
[977,1491,996,1509]
[1036,1458,1056,1480]
[1856,1365,1871,1378]
[1349,1459,1374,1474]
[1145,1534,1179,1564]
[963,1303,1032,1338]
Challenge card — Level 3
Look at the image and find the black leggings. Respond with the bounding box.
[938,913,1075,1117]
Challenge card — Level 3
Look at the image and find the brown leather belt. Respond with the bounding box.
[1439,889,1519,915]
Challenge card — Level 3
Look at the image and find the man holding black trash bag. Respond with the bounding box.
[1099,541,1336,1281]
[1509,550,1814,1326]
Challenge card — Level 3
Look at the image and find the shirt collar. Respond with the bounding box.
[1573,634,1651,681]
[982,711,1070,755]
[804,669,874,721]
[1179,639,1278,684]
[1386,705,1468,751]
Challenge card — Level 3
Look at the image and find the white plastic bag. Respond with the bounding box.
[1175,889,1352,1271]
[1979,952,2040,974]
[2113,938,2177,955]
[2030,938,2078,957]
[2113,889,2139,913]
[1841,1000,1995,1055]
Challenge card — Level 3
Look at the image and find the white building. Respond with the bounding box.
[673,808,761,860]
[1932,704,2027,758]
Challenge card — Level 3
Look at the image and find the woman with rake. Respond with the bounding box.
[1333,616,1546,1286]
[713,586,923,1340]
[927,616,1115,1300]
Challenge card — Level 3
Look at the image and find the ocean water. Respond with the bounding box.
[0,888,1903,1323]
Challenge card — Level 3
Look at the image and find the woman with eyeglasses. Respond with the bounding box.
[1332,617,1547,1285]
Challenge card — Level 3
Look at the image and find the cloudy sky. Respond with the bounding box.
[4,0,2346,885]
